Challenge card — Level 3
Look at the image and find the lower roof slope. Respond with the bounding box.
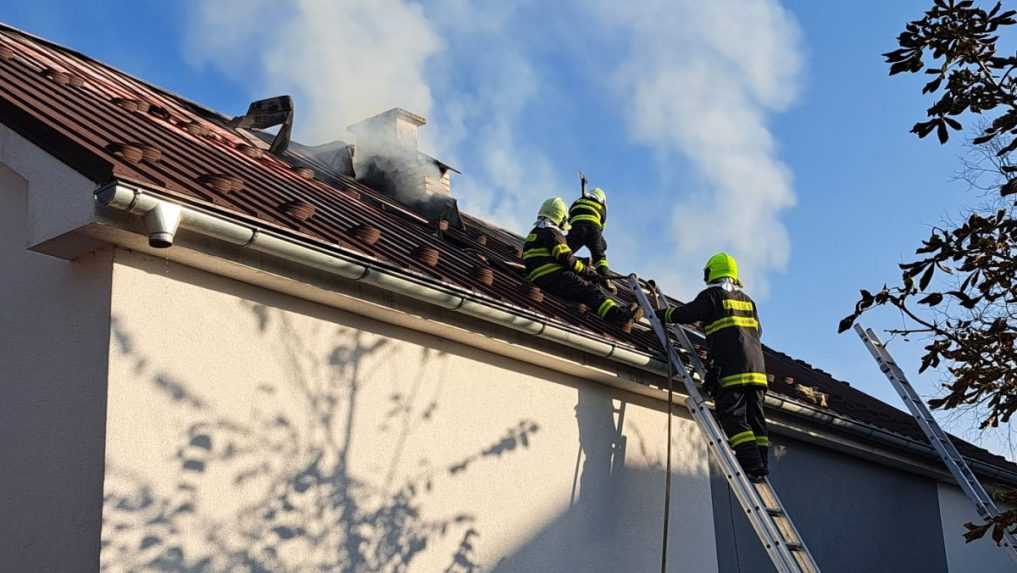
[0,23,1011,475]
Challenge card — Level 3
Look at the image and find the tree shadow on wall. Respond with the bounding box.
[491,389,715,573]
[101,304,541,572]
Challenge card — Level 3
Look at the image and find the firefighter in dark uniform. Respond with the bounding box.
[524,198,641,327]
[566,187,616,293]
[660,252,769,480]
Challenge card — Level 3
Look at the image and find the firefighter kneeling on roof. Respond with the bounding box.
[524,198,643,329]
[659,253,770,480]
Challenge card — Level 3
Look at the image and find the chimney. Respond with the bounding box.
[349,107,426,151]
[347,108,460,226]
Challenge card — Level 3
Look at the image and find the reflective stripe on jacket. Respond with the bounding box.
[568,198,607,230]
[523,226,586,281]
[662,284,766,389]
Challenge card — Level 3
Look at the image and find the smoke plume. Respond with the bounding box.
[185,0,802,295]
[595,0,802,295]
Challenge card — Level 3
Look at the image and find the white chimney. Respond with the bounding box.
[347,108,454,198]
[348,107,425,153]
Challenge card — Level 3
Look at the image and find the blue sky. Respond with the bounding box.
[3,1,1011,457]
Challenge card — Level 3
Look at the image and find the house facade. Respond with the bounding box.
[0,24,1014,572]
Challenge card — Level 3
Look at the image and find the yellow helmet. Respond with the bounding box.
[538,197,570,230]
[704,252,739,284]
[589,187,607,204]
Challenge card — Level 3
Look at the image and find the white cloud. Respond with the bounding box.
[595,0,802,296]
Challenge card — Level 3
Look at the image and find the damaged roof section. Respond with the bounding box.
[0,23,1012,475]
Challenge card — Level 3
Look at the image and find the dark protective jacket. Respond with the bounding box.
[568,197,607,230]
[663,283,767,389]
[567,198,610,273]
[522,224,588,282]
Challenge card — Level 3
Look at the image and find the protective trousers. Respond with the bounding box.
[533,270,627,324]
[715,386,769,474]
[566,224,609,275]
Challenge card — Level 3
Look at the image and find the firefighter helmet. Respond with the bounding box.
[704,252,740,284]
[538,197,569,229]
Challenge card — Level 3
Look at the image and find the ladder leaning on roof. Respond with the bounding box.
[628,275,821,573]
[854,324,1017,564]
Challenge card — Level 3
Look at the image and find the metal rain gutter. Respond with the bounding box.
[95,182,662,368]
[93,182,1017,486]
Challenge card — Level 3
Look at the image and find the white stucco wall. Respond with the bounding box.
[0,149,113,568]
[938,483,1014,572]
[102,248,718,572]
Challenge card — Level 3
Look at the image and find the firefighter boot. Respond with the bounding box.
[734,442,767,482]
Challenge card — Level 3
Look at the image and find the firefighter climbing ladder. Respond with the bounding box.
[854,324,1017,564]
[628,275,820,573]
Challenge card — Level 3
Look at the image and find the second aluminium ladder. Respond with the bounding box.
[855,324,1017,564]
[628,275,820,573]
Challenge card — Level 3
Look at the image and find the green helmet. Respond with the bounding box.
[538,197,569,229]
[704,252,739,284]
[589,187,607,204]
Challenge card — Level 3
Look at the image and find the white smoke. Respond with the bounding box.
[185,0,560,232]
[185,0,802,296]
[595,0,802,296]
[186,0,442,143]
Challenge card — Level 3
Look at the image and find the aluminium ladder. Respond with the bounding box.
[854,324,1017,564]
[628,275,820,573]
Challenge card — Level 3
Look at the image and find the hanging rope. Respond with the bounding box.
[660,341,675,573]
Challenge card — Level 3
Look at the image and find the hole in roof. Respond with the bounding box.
[147,104,172,121]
